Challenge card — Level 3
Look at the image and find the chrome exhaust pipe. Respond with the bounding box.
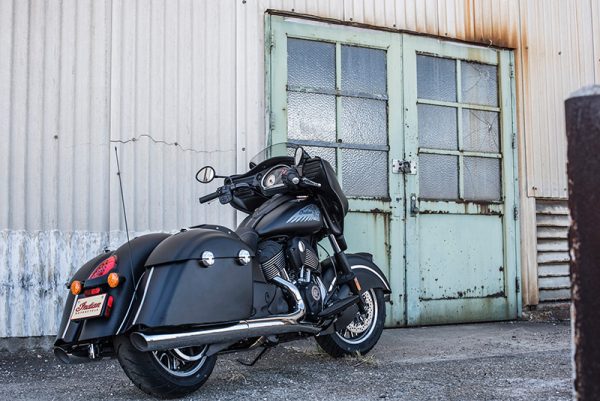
[131,277,319,352]
[53,346,103,364]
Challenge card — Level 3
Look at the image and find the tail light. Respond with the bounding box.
[88,255,118,279]
[105,296,114,317]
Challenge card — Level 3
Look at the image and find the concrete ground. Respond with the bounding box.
[0,321,571,401]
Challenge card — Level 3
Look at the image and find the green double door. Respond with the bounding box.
[267,15,520,326]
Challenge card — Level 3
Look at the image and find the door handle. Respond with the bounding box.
[410,194,419,216]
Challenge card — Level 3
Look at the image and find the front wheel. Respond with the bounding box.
[316,288,386,357]
[114,335,217,399]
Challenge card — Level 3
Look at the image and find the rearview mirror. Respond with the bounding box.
[294,147,304,167]
[196,166,216,183]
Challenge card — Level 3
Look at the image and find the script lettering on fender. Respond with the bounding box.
[75,301,102,313]
[70,293,106,320]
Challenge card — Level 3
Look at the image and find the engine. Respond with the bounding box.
[256,238,325,318]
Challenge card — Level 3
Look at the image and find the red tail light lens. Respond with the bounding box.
[84,288,101,296]
[105,296,114,317]
[88,255,118,279]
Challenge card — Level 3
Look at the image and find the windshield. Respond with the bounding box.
[249,142,311,166]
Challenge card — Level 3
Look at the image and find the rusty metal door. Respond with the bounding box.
[267,16,405,326]
[402,36,520,324]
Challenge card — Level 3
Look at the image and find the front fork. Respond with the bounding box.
[328,234,367,314]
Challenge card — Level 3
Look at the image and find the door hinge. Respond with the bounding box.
[513,205,519,220]
[509,63,515,78]
[512,133,517,149]
[515,276,520,293]
[392,159,417,174]
[269,32,275,49]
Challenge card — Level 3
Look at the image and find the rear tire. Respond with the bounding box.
[114,335,217,399]
[316,288,385,357]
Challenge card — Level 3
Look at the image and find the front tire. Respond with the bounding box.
[316,288,386,357]
[114,335,217,399]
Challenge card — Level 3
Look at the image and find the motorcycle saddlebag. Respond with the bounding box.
[131,226,255,329]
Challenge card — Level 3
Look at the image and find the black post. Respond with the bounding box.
[566,85,600,401]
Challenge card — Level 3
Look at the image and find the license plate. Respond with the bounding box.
[70,293,107,321]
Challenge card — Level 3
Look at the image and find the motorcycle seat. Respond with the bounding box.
[235,226,259,253]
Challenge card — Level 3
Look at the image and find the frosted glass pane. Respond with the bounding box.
[341,149,388,198]
[418,104,457,150]
[303,146,336,169]
[464,157,501,201]
[461,61,498,106]
[462,110,500,153]
[341,45,387,96]
[341,97,387,145]
[417,55,456,102]
[288,38,335,90]
[287,92,336,142]
[419,154,458,199]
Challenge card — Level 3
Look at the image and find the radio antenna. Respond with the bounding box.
[114,146,136,285]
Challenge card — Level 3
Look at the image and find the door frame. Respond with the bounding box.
[264,14,521,326]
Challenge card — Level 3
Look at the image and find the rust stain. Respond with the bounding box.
[462,0,519,49]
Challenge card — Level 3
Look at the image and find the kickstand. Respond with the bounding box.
[237,346,271,367]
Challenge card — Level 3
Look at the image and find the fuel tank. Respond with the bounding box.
[249,195,323,237]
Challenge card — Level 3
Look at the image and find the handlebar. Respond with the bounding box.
[199,190,220,204]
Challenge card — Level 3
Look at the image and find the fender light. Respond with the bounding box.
[70,280,82,295]
[84,287,101,296]
[104,295,114,317]
[88,255,118,279]
[107,272,120,288]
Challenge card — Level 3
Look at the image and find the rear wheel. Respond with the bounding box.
[316,288,385,357]
[114,335,217,399]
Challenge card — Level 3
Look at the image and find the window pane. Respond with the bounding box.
[418,104,457,150]
[417,55,457,102]
[464,157,501,201]
[341,45,387,96]
[288,38,335,90]
[303,146,336,169]
[341,97,387,145]
[287,92,336,142]
[462,109,500,153]
[341,149,388,197]
[461,61,498,106]
[419,154,458,199]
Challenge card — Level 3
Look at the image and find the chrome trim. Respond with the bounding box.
[201,251,215,266]
[133,267,154,324]
[61,294,79,340]
[351,265,391,292]
[130,277,317,353]
[116,270,146,334]
[237,249,251,265]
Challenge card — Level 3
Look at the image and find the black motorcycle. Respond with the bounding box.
[54,143,391,398]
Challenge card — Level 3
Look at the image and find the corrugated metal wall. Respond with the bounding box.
[1,0,598,336]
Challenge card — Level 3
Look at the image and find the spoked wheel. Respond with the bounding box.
[151,345,209,377]
[316,288,386,357]
[114,336,217,399]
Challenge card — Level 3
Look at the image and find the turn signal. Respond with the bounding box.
[107,272,120,288]
[70,280,82,295]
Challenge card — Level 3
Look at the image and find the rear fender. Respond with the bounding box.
[54,233,169,347]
